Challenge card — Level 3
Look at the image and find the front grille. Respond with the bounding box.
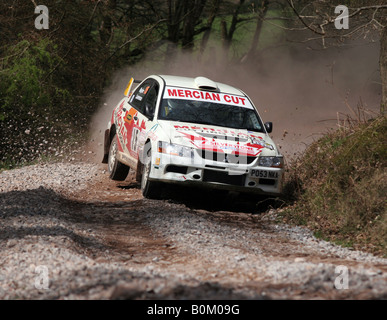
[205,165,226,170]
[165,165,188,174]
[197,150,256,165]
[259,179,276,186]
[202,170,246,186]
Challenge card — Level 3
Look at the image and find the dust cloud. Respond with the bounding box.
[90,37,382,164]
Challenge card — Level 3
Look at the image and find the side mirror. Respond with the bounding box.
[264,122,273,133]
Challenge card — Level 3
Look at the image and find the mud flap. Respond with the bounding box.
[135,162,143,182]
[102,129,110,164]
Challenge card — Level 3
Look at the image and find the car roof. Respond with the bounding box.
[157,75,244,96]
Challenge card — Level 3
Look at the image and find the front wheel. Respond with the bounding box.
[141,148,159,199]
[108,134,129,181]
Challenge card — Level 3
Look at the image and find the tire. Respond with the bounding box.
[141,147,159,199]
[108,134,129,181]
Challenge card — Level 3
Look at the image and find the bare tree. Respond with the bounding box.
[244,0,270,62]
[99,0,117,46]
[199,0,222,57]
[285,0,387,114]
[220,0,246,52]
[181,0,208,51]
[381,27,387,114]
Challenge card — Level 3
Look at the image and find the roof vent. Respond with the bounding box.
[194,77,218,91]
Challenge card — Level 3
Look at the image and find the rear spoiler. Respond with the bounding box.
[124,78,143,97]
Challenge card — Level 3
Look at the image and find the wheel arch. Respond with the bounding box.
[135,138,152,182]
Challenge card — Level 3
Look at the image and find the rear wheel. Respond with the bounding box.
[108,134,129,181]
[141,147,159,199]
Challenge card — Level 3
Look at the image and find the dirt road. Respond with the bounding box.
[0,161,386,300]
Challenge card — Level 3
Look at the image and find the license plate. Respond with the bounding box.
[249,169,278,179]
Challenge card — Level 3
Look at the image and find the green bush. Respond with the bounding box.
[0,38,70,121]
[0,38,79,168]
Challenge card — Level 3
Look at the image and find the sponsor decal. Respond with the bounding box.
[174,125,274,151]
[147,124,159,141]
[174,125,259,138]
[178,131,262,156]
[114,102,128,151]
[164,87,253,109]
[125,113,132,123]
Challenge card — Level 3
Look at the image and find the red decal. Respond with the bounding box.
[193,91,200,99]
[205,92,212,100]
[231,96,239,104]
[212,93,221,102]
[185,90,193,98]
[179,131,207,143]
[168,89,177,97]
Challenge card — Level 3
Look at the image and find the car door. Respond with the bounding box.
[124,79,158,160]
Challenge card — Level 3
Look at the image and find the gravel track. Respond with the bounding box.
[0,161,386,300]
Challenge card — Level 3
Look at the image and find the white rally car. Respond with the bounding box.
[102,75,284,199]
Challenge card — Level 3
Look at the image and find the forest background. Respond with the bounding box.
[0,0,385,166]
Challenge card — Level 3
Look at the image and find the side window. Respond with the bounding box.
[129,81,153,114]
[144,84,159,117]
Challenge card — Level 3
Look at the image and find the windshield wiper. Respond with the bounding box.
[233,126,264,133]
[190,120,218,126]
[247,128,264,132]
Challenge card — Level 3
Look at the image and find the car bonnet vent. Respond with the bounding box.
[194,77,218,91]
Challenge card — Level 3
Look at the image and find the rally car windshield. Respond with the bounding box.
[158,99,265,132]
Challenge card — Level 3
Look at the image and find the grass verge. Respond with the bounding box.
[281,115,387,257]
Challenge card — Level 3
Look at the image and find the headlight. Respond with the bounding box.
[258,156,284,168]
[158,141,193,158]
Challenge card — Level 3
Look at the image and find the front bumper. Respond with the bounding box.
[148,151,284,196]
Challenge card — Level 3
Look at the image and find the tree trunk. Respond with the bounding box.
[181,0,207,51]
[245,0,269,63]
[99,0,117,46]
[199,0,221,57]
[227,0,245,45]
[220,19,229,63]
[380,26,387,115]
[221,0,245,62]
[165,0,185,67]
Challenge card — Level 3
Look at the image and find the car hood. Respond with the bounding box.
[157,120,279,157]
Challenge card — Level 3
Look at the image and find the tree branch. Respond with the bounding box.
[104,19,167,64]
[286,0,325,36]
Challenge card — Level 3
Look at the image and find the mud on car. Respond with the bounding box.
[102,75,284,199]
